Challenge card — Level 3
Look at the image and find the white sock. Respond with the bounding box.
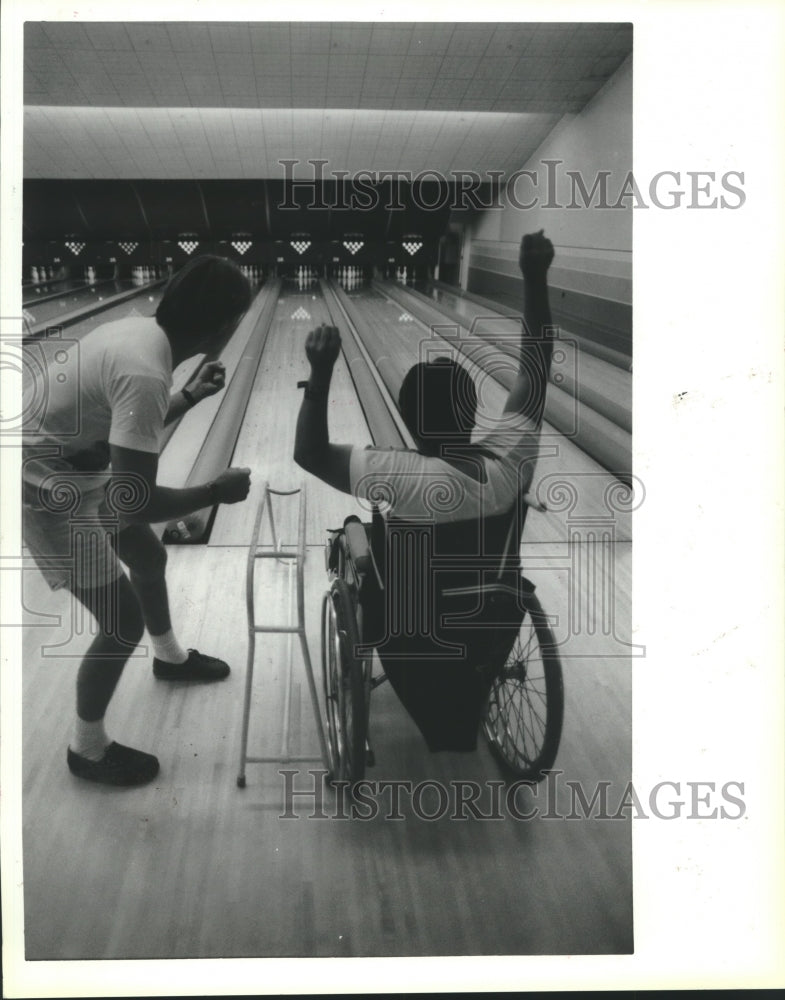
[150,628,188,665]
[71,717,110,762]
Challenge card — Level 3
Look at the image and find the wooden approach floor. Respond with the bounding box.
[21,540,632,960]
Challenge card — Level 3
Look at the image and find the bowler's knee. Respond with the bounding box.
[115,524,168,581]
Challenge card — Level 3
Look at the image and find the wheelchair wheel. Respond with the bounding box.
[482,590,564,782]
[321,579,368,783]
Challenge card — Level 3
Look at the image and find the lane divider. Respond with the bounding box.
[375,279,631,485]
[161,279,282,544]
[320,279,412,450]
[432,279,632,373]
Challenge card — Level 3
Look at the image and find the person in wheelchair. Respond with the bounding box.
[294,230,555,753]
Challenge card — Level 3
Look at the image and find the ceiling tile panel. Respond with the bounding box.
[328,53,368,75]
[60,50,110,73]
[166,24,213,52]
[209,24,254,52]
[23,21,631,180]
[446,26,496,55]
[369,25,414,55]
[125,23,175,51]
[473,55,517,80]
[24,23,55,49]
[438,56,481,79]
[248,23,291,52]
[42,23,92,48]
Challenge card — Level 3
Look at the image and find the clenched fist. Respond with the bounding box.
[187,361,227,402]
[305,324,341,376]
[519,230,554,280]
[212,467,251,504]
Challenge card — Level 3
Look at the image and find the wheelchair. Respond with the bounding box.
[320,506,564,784]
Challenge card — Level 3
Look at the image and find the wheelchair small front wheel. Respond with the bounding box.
[482,591,564,782]
[320,579,368,783]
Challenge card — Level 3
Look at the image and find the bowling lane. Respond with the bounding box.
[424,282,632,431]
[335,282,633,544]
[21,278,152,330]
[23,278,94,306]
[209,283,373,546]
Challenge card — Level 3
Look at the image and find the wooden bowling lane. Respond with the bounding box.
[208,286,372,548]
[426,282,632,432]
[22,528,631,958]
[31,284,165,344]
[339,284,635,544]
[23,277,99,307]
[25,280,165,339]
[154,281,279,496]
[22,278,128,322]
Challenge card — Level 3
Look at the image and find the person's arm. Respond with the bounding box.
[107,445,251,523]
[503,229,555,427]
[165,361,227,426]
[293,324,353,494]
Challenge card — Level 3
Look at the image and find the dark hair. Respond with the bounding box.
[398,357,477,451]
[155,255,251,341]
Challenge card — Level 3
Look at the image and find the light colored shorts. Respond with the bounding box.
[22,478,124,592]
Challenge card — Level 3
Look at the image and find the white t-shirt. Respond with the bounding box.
[23,317,172,492]
[349,412,540,523]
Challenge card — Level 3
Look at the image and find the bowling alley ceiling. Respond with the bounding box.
[23,21,632,180]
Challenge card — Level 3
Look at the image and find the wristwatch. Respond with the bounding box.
[208,480,220,505]
[182,387,197,407]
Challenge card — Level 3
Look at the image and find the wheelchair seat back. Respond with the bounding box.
[326,503,534,753]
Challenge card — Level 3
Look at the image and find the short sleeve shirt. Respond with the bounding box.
[348,412,540,523]
[22,316,172,492]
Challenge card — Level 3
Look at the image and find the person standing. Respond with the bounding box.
[23,255,253,786]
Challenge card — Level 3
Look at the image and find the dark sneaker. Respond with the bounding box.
[67,742,160,787]
[153,648,230,682]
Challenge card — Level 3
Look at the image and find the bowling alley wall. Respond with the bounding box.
[461,56,632,364]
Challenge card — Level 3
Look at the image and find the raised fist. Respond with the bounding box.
[187,361,227,401]
[305,324,341,375]
[519,230,554,279]
[213,467,251,504]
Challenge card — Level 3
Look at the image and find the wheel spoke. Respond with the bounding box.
[482,598,563,779]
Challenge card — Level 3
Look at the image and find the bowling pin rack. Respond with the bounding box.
[236,481,332,788]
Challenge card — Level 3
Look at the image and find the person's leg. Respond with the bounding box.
[71,574,144,743]
[67,574,159,785]
[113,522,229,681]
[23,481,159,783]
[113,521,187,662]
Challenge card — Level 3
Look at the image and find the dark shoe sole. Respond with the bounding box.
[153,648,230,682]
[67,742,159,787]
